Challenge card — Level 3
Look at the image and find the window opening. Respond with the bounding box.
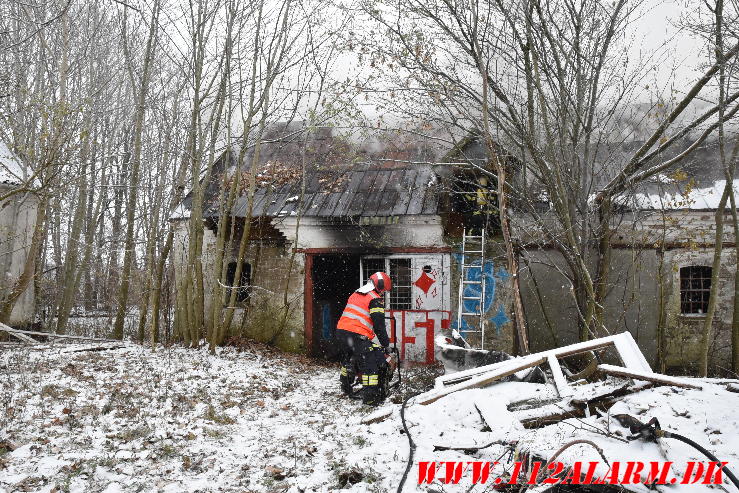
[226,262,251,303]
[680,266,711,315]
[360,257,412,310]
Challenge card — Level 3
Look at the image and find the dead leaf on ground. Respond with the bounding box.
[265,465,286,480]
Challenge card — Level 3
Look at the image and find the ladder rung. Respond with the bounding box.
[462,264,482,268]
[464,235,484,239]
[463,296,481,300]
[461,312,482,316]
[464,250,484,254]
[462,280,482,284]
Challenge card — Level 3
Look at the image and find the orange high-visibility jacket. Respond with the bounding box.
[337,290,381,339]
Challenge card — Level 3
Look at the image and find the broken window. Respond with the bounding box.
[680,266,711,315]
[360,257,412,310]
[226,261,251,303]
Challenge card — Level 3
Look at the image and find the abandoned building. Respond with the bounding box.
[0,140,38,326]
[171,127,738,374]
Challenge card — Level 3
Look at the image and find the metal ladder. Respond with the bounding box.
[455,228,487,349]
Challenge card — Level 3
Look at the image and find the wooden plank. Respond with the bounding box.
[517,383,652,429]
[547,354,571,397]
[417,356,547,406]
[4,330,36,344]
[0,324,119,343]
[597,364,702,390]
[360,406,394,425]
[434,332,651,388]
[612,331,652,373]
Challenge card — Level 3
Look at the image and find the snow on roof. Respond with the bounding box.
[169,203,191,220]
[0,140,36,187]
[622,179,739,210]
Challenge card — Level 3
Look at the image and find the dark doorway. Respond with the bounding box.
[310,253,361,359]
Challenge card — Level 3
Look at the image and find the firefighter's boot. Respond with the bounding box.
[360,373,383,405]
[340,366,356,396]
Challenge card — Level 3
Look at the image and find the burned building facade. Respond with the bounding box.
[171,127,519,363]
[171,127,737,373]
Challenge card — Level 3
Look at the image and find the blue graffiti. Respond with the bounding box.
[452,255,511,336]
[490,305,511,329]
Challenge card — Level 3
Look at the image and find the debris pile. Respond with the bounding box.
[364,332,739,492]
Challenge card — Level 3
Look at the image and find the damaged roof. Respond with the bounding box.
[229,163,440,218]
[182,123,448,220]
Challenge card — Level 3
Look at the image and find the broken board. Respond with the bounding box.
[597,364,703,390]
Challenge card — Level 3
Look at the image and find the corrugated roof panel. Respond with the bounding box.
[205,163,441,219]
[361,170,391,216]
[374,169,404,215]
[331,169,366,217]
[421,183,439,214]
[345,169,379,216]
[390,168,418,215]
[307,191,329,213]
[265,183,298,216]
[315,192,344,216]
[407,167,436,214]
[249,189,270,216]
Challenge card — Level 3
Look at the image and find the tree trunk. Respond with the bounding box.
[113,0,161,340]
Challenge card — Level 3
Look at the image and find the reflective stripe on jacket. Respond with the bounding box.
[337,290,381,339]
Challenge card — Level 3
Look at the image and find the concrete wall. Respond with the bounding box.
[274,215,445,249]
[518,209,737,374]
[172,214,460,356]
[171,219,305,352]
[0,185,37,325]
[660,248,736,373]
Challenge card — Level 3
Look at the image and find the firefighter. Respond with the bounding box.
[336,271,392,405]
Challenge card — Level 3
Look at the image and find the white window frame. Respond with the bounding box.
[360,255,413,310]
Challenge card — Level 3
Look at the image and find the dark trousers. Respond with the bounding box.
[336,329,387,405]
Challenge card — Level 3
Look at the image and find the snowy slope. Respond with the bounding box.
[0,344,407,492]
[2,343,738,493]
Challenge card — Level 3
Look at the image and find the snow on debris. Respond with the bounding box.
[3,338,738,492]
[0,343,409,492]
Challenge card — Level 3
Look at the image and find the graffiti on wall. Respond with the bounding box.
[413,265,442,309]
[451,254,511,336]
[387,309,451,364]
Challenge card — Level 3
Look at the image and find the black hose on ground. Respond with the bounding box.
[661,430,739,490]
[397,394,416,493]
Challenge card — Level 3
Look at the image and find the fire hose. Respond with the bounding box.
[622,415,739,490]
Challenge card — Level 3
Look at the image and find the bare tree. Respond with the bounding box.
[355,0,739,347]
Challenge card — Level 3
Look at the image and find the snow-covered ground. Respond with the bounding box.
[2,342,739,493]
[0,343,419,493]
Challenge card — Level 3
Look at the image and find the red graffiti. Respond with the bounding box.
[387,310,453,364]
[413,271,436,295]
